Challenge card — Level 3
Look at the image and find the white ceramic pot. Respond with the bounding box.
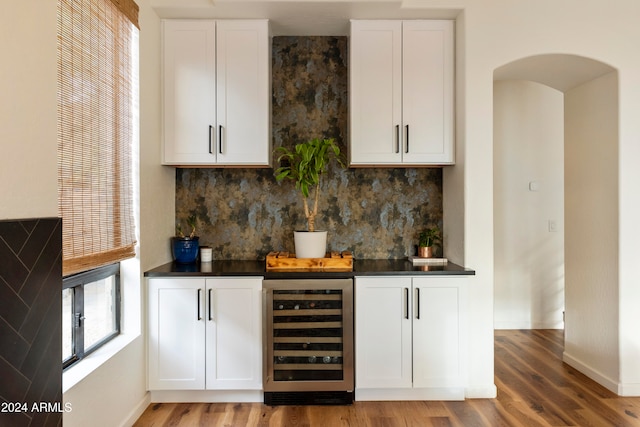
[294,230,328,258]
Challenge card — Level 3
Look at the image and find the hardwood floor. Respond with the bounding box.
[133,330,640,426]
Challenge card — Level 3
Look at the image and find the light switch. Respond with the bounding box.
[529,181,540,192]
[548,220,558,232]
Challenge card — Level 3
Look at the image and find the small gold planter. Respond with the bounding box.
[417,246,433,258]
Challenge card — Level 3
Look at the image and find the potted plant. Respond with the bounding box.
[275,137,346,258]
[172,215,200,263]
[418,226,441,258]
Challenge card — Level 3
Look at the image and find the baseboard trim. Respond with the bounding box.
[120,392,151,427]
[494,322,564,330]
[150,390,263,403]
[618,382,640,397]
[562,351,619,394]
[355,387,465,401]
[465,384,497,399]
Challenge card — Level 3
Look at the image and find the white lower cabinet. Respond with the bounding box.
[355,276,466,400]
[148,277,262,393]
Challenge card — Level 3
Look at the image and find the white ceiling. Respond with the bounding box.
[150,0,462,35]
[493,54,616,92]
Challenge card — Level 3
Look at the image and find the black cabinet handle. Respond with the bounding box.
[218,125,223,154]
[208,289,213,321]
[415,287,420,319]
[197,289,202,321]
[405,125,410,153]
[404,287,409,319]
[208,125,213,154]
[395,125,400,154]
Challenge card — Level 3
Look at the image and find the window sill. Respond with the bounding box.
[62,331,140,394]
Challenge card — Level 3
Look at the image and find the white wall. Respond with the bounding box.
[493,80,564,330]
[442,0,640,396]
[0,0,58,219]
[444,8,498,397]
[563,72,620,391]
[139,7,176,272]
[63,337,147,426]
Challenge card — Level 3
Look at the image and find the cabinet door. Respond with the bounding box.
[205,278,262,390]
[349,20,403,165]
[162,20,216,165]
[216,20,271,166]
[402,20,454,165]
[355,277,412,389]
[148,278,206,390]
[412,277,464,389]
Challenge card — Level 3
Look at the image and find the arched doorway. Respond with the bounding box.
[493,54,619,391]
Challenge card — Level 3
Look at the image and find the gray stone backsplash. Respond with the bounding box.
[175,36,443,260]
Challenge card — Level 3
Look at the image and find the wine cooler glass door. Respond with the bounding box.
[264,279,354,392]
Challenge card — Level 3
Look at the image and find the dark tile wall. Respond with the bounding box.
[0,218,62,427]
[176,36,443,260]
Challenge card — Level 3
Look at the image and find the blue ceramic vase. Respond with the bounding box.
[171,236,200,263]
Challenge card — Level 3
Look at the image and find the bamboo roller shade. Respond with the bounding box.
[57,0,139,276]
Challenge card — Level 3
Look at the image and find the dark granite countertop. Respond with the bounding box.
[144,258,475,279]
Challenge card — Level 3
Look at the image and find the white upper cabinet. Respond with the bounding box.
[215,21,271,165]
[162,20,216,166]
[350,21,403,165]
[350,20,454,166]
[162,20,271,166]
[402,21,454,165]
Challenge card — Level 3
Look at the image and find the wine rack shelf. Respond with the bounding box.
[263,279,354,391]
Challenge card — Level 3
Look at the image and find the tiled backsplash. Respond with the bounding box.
[176,36,443,260]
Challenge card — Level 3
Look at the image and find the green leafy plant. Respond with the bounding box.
[275,138,346,232]
[176,215,197,239]
[419,226,441,248]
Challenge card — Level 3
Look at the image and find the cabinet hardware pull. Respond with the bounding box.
[208,125,213,154]
[415,287,420,319]
[405,125,410,153]
[197,289,202,321]
[404,287,409,319]
[218,125,223,154]
[395,125,400,153]
[208,289,213,321]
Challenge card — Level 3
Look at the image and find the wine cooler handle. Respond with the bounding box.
[415,287,420,320]
[208,289,213,321]
[404,287,409,319]
[396,125,400,154]
[197,289,202,321]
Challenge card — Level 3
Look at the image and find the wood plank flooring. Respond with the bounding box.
[133,330,640,426]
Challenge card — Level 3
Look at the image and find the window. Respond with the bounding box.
[57,0,139,366]
[63,264,121,368]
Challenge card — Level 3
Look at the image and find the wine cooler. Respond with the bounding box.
[263,278,354,405]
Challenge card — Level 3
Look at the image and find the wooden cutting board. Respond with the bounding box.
[266,251,353,271]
